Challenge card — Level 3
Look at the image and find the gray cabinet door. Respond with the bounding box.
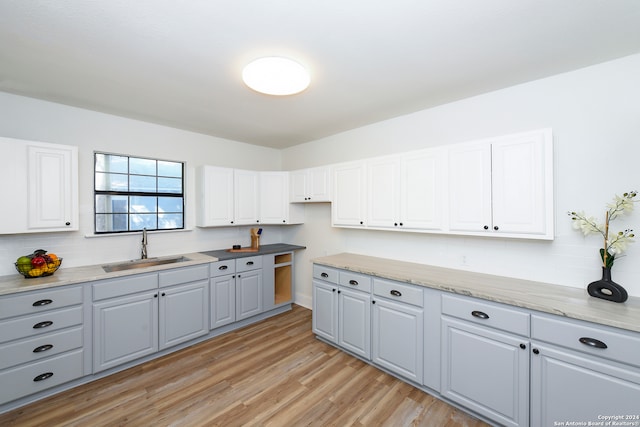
[93,291,158,372]
[159,280,209,349]
[210,274,236,329]
[312,280,338,343]
[236,269,262,320]
[338,287,371,359]
[531,342,640,426]
[441,317,529,427]
[372,298,423,383]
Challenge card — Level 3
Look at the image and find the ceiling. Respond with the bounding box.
[1,1,640,149]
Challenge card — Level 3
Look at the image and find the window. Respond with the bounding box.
[94,153,184,233]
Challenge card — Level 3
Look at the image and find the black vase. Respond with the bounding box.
[587,267,628,303]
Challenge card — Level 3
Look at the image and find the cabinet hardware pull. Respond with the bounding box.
[519,343,526,350]
[494,226,499,231]
[533,348,540,355]
[471,310,489,319]
[33,372,54,382]
[348,280,358,286]
[32,299,53,307]
[162,292,166,297]
[154,294,158,298]
[33,344,54,353]
[483,225,489,230]
[394,223,398,226]
[65,222,71,226]
[579,337,608,349]
[33,321,53,329]
[332,288,336,292]
[321,272,329,278]
[372,300,376,304]
[390,290,402,297]
[219,265,228,270]
[337,290,341,294]
[246,261,254,265]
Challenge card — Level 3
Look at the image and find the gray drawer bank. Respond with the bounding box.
[312,254,640,427]
[0,245,304,414]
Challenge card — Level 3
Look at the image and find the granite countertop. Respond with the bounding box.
[313,253,640,333]
[0,243,305,296]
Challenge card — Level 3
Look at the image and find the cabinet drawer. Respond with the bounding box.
[313,264,339,283]
[532,314,640,368]
[441,294,529,336]
[0,326,83,370]
[0,349,84,405]
[92,273,158,301]
[210,260,236,277]
[236,256,262,272]
[159,264,209,287]
[0,306,83,343]
[339,271,372,293]
[0,286,82,320]
[373,278,423,307]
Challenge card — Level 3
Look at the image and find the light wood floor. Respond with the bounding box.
[0,305,489,427]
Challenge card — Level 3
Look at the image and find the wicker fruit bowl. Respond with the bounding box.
[15,249,62,278]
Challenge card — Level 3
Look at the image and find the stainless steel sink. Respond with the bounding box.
[102,256,190,273]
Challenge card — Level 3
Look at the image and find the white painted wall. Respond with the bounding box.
[0,93,285,276]
[282,53,640,306]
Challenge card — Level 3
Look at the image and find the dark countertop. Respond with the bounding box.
[200,243,306,261]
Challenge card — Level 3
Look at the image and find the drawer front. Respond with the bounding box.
[236,256,262,272]
[0,326,83,370]
[210,260,236,277]
[0,306,83,343]
[339,271,372,293]
[532,314,640,368]
[313,264,339,283]
[92,273,158,301]
[0,286,83,320]
[441,294,530,336]
[373,278,423,307]
[0,349,84,405]
[159,264,209,287]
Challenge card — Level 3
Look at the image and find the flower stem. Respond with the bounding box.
[603,211,609,267]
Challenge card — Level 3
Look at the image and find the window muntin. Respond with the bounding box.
[94,153,184,233]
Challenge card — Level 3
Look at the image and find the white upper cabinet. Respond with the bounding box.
[448,129,553,239]
[290,166,332,203]
[233,169,259,225]
[367,148,446,231]
[196,166,235,226]
[332,161,367,227]
[0,137,78,234]
[259,171,304,224]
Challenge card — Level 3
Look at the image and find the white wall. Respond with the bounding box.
[282,53,640,306]
[0,93,285,276]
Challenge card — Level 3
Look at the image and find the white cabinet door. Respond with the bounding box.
[210,274,236,329]
[234,169,259,225]
[290,167,332,202]
[236,269,263,320]
[332,161,366,227]
[531,343,640,426]
[367,156,401,228]
[197,166,235,226]
[372,298,424,383]
[338,287,371,359]
[401,149,445,231]
[0,137,78,234]
[441,317,529,427]
[259,171,303,224]
[93,291,159,372]
[312,279,338,343]
[290,169,309,203]
[159,280,209,349]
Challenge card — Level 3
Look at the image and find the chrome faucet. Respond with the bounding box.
[141,228,148,259]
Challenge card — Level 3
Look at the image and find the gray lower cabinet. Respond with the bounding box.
[0,285,85,405]
[312,279,338,342]
[236,269,262,320]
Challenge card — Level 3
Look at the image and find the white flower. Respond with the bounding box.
[570,212,603,236]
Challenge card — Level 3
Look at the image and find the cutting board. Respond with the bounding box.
[226,247,259,253]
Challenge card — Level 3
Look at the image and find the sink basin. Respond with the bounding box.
[102,256,190,273]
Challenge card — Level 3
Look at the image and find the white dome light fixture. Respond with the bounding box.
[242,57,310,96]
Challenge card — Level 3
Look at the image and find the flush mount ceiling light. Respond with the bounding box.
[242,57,310,96]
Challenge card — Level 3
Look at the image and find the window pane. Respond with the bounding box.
[96,195,128,214]
[130,157,156,176]
[130,196,156,213]
[158,177,182,193]
[159,214,183,229]
[130,214,157,231]
[96,172,128,191]
[95,154,128,173]
[96,214,129,232]
[130,175,156,192]
[158,161,182,178]
[159,197,183,213]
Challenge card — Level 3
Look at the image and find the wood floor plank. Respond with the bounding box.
[0,305,489,427]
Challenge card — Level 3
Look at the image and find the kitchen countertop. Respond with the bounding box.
[0,243,305,296]
[313,253,640,333]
